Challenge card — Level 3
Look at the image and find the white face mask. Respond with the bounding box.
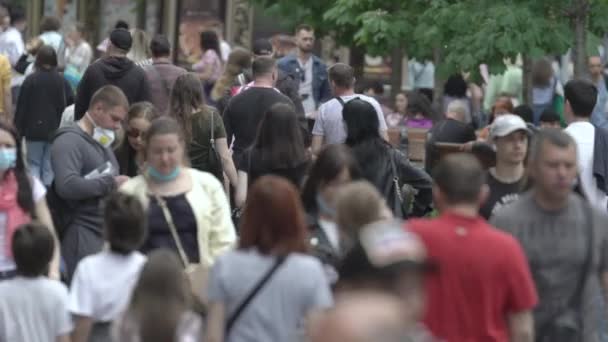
[87,113,115,148]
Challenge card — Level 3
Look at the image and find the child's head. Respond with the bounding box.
[540,109,562,129]
[104,192,147,254]
[127,102,158,152]
[12,222,54,277]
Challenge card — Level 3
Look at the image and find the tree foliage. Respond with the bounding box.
[252,0,608,79]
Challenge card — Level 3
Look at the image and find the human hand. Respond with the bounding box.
[114,175,130,187]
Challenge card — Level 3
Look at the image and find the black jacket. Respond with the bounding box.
[15,69,74,141]
[352,140,433,218]
[74,56,150,120]
[593,126,608,197]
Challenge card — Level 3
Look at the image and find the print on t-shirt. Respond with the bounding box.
[480,171,527,220]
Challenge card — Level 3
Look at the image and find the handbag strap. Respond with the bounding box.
[389,150,404,206]
[225,255,287,333]
[154,194,191,267]
[210,109,215,144]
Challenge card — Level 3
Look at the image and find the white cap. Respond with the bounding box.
[490,114,530,139]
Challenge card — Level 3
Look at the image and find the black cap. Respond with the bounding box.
[253,38,273,56]
[110,28,132,51]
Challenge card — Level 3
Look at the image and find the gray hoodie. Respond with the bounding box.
[50,123,118,278]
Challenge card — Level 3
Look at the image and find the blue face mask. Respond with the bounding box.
[147,166,180,183]
[0,148,17,171]
[316,194,337,219]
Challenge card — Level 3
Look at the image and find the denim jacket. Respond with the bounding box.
[277,54,332,108]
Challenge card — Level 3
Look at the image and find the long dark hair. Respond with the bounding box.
[343,99,381,146]
[301,144,361,213]
[200,30,222,60]
[0,122,36,218]
[120,249,192,342]
[34,45,58,70]
[253,103,308,168]
[169,73,204,142]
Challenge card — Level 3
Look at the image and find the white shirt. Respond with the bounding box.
[0,176,47,272]
[0,276,73,341]
[69,250,147,322]
[318,218,340,251]
[312,94,388,145]
[298,57,316,114]
[565,121,608,211]
[0,27,25,87]
[220,40,231,62]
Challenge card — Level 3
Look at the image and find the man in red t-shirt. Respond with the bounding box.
[408,153,537,342]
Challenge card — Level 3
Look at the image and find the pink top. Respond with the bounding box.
[193,50,222,82]
[406,118,433,129]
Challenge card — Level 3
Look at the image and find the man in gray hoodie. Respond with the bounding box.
[51,85,130,280]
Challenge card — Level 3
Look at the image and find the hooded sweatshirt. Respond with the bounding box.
[50,124,118,233]
[74,56,150,120]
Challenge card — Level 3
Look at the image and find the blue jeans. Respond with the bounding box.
[26,140,53,186]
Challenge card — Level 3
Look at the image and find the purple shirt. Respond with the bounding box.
[406,118,433,129]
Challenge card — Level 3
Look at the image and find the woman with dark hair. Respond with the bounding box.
[120,117,236,283]
[385,91,408,127]
[206,175,333,342]
[234,103,310,208]
[116,102,159,177]
[15,44,74,186]
[193,30,223,97]
[113,249,203,341]
[343,98,433,219]
[0,122,59,280]
[301,144,361,267]
[442,74,474,123]
[169,72,238,187]
[405,91,434,129]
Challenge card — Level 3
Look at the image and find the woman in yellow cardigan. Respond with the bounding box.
[120,116,236,267]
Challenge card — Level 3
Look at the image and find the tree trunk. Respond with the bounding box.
[432,47,444,120]
[522,55,534,106]
[390,48,404,99]
[571,0,589,79]
[350,46,366,81]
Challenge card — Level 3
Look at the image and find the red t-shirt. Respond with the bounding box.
[408,212,538,342]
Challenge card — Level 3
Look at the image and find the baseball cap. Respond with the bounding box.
[490,114,530,139]
[338,220,436,283]
[252,38,273,56]
[110,28,132,51]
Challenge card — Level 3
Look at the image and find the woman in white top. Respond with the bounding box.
[206,175,333,342]
[113,249,204,342]
[0,122,58,281]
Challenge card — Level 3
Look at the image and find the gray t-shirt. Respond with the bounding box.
[491,192,608,341]
[208,249,333,342]
[0,276,73,341]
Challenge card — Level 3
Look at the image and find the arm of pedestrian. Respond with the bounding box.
[51,138,116,201]
[36,197,61,279]
[507,310,534,342]
[205,301,226,342]
[71,315,94,342]
[311,135,324,159]
[235,171,248,209]
[217,138,238,187]
[56,334,70,342]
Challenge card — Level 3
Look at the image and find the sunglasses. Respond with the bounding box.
[127,128,144,138]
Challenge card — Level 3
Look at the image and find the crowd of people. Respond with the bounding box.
[0,2,608,341]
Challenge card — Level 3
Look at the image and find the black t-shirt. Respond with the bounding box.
[223,87,293,157]
[479,171,527,220]
[237,148,309,188]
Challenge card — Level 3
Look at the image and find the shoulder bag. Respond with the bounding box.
[155,194,210,303]
[225,255,287,334]
[389,150,417,219]
[207,109,224,181]
[537,202,594,342]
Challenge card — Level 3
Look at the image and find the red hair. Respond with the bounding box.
[239,175,309,255]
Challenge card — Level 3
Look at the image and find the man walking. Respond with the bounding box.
[480,114,529,219]
[408,153,537,342]
[223,56,294,162]
[74,28,150,120]
[492,129,608,342]
[278,24,331,118]
[51,85,130,281]
[588,56,608,129]
[143,34,187,114]
[563,79,608,211]
[311,63,388,157]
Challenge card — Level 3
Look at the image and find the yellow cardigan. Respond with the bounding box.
[119,168,236,266]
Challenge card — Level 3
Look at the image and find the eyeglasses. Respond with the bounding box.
[127,128,143,138]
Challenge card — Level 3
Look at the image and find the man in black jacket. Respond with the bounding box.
[74,28,150,120]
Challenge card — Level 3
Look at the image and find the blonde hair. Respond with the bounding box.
[335,181,385,236]
[210,48,252,101]
[127,29,150,63]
